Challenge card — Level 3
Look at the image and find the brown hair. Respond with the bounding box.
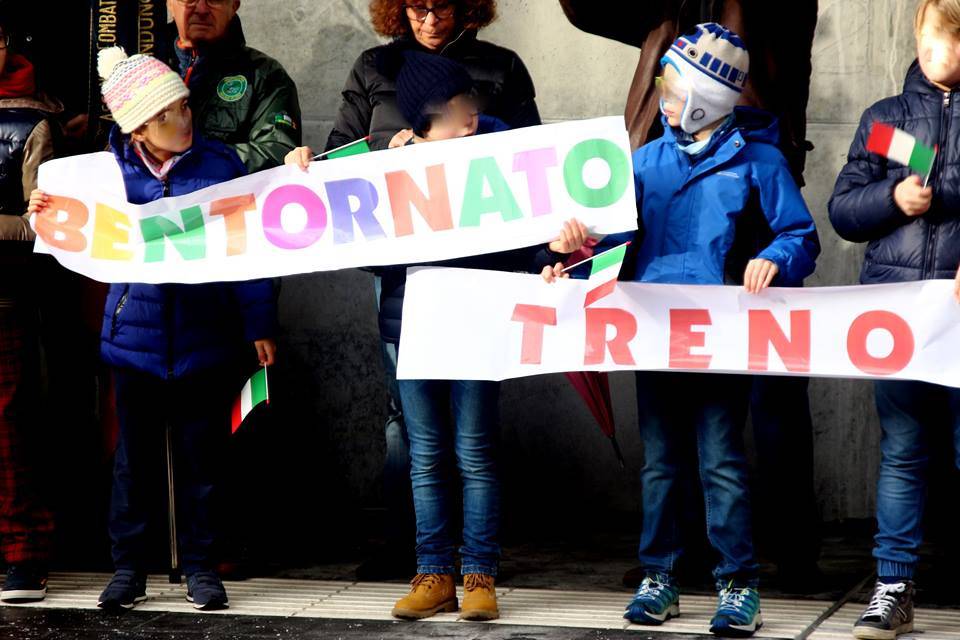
[368,0,497,38]
[916,0,960,37]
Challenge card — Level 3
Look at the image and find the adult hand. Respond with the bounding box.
[284,146,314,172]
[541,262,567,284]
[548,219,589,254]
[743,258,779,294]
[254,339,277,366]
[894,175,933,217]
[389,129,414,148]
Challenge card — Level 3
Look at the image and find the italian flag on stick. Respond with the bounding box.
[866,123,936,178]
[562,241,630,308]
[232,366,269,434]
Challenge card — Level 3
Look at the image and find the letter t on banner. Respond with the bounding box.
[511,304,557,364]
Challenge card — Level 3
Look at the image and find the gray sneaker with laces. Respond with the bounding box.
[853,581,914,640]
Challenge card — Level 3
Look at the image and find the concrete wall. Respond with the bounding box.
[236,0,922,522]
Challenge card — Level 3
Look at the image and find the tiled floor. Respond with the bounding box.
[1,572,957,639]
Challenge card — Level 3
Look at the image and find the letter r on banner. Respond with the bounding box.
[585,308,637,365]
[511,304,557,364]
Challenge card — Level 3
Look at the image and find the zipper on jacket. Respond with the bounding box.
[110,289,129,339]
[165,289,175,379]
[924,90,952,278]
[162,177,170,198]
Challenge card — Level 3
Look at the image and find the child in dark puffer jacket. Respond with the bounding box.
[30,47,276,612]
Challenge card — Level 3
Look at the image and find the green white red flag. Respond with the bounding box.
[232,367,269,434]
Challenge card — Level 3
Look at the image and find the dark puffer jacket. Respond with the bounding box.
[829,61,960,283]
[100,126,277,379]
[325,31,540,151]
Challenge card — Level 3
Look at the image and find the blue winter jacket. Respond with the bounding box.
[100,126,277,379]
[829,61,960,283]
[621,108,819,286]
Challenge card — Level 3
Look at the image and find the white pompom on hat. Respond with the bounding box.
[98,46,190,134]
[660,23,749,134]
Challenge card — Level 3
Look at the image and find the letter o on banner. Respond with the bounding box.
[262,185,327,249]
[847,310,915,376]
[563,139,629,208]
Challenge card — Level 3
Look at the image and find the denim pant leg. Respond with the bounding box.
[873,380,933,580]
[399,378,457,575]
[451,380,501,577]
[636,371,686,575]
[110,369,165,572]
[692,374,757,583]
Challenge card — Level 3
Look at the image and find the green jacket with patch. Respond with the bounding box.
[166,16,301,173]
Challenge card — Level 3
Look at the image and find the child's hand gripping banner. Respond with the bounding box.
[396,267,960,387]
[31,117,638,284]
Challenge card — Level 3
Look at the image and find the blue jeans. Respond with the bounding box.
[398,378,501,577]
[635,371,758,583]
[873,380,960,579]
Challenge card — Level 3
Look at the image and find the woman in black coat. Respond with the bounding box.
[325,0,540,152]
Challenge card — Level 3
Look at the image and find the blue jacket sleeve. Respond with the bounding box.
[751,150,821,285]
[232,278,278,342]
[828,108,908,243]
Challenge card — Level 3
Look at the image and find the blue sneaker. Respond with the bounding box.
[710,581,763,637]
[624,573,680,625]
[97,570,147,610]
[1,564,48,602]
[186,571,229,611]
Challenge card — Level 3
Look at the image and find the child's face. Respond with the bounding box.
[658,64,689,129]
[132,98,193,155]
[918,5,960,88]
[421,94,479,142]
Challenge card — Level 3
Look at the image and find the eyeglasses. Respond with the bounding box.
[173,0,234,8]
[655,75,688,106]
[405,3,455,22]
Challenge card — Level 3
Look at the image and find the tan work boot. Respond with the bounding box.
[391,573,457,619]
[460,573,499,621]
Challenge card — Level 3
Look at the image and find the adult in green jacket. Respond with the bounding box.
[164,0,301,172]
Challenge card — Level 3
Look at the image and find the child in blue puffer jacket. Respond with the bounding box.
[31,48,276,612]
[544,24,819,637]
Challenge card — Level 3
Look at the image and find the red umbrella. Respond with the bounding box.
[561,238,625,468]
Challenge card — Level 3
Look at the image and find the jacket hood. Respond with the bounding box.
[902,59,948,96]
[662,106,781,149]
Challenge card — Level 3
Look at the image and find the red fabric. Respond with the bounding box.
[0,307,54,564]
[0,55,37,99]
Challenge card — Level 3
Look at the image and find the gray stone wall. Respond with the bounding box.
[236,0,922,522]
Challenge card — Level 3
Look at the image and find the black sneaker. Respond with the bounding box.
[97,570,147,610]
[853,581,914,640]
[1,564,48,602]
[186,571,229,611]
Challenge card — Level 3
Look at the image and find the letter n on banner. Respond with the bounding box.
[748,310,811,372]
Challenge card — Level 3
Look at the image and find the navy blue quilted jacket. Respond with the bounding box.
[100,125,277,379]
[829,61,960,283]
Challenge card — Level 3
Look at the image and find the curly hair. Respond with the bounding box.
[368,0,497,38]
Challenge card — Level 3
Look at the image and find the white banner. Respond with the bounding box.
[396,267,960,387]
[32,117,637,283]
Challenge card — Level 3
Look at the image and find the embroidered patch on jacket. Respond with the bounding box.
[217,75,249,102]
[274,112,297,129]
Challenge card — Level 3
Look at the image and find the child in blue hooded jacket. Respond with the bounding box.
[545,24,820,637]
[31,48,277,612]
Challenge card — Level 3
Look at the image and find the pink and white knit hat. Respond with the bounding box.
[98,47,190,134]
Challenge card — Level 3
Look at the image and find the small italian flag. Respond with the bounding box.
[866,123,936,177]
[583,241,629,308]
[322,136,371,160]
[232,366,269,434]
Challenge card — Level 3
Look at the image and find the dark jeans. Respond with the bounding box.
[873,380,960,579]
[109,367,233,575]
[399,378,501,577]
[636,371,758,583]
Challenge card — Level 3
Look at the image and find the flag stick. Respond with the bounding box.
[263,363,270,405]
[560,241,631,274]
[923,145,938,189]
[165,423,181,584]
[312,136,371,160]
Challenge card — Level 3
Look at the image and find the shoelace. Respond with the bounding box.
[411,573,444,590]
[637,576,668,599]
[718,583,752,612]
[464,574,493,592]
[863,583,906,619]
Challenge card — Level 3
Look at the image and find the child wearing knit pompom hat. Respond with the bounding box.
[29,47,277,613]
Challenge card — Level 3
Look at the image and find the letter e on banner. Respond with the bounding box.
[669,309,712,369]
